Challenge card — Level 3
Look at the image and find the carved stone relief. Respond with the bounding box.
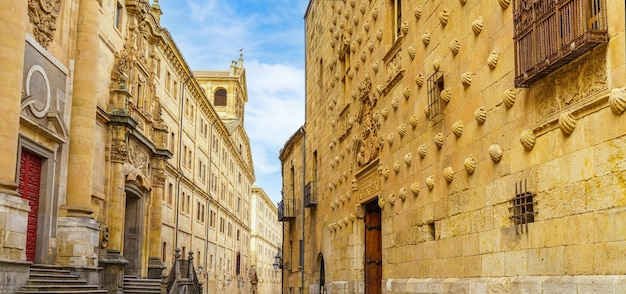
[28,0,62,48]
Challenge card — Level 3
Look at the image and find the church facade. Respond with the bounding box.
[280,0,626,293]
[0,1,254,293]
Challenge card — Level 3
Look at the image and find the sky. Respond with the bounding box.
[158,0,309,205]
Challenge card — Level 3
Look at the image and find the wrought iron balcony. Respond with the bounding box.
[277,199,295,222]
[304,181,317,208]
[514,0,608,87]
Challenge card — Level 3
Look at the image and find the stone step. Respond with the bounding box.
[123,277,162,294]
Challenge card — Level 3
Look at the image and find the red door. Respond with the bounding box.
[18,150,42,262]
[364,200,382,294]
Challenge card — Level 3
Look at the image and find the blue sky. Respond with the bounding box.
[158,0,308,205]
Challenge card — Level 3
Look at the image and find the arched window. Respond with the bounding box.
[214,88,227,106]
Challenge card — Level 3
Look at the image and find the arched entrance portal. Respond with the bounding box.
[315,253,326,294]
[123,185,146,277]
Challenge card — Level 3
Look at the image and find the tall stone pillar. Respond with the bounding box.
[0,1,34,292]
[148,158,166,278]
[56,0,100,271]
[0,0,25,194]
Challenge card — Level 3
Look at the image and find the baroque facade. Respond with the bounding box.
[250,187,281,294]
[280,0,626,293]
[0,0,254,293]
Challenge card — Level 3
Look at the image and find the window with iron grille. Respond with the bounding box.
[510,181,537,234]
[513,0,608,87]
[427,71,444,124]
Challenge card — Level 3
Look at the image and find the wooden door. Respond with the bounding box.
[18,150,42,262]
[364,200,382,294]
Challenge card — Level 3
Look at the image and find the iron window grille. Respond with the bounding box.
[513,0,608,87]
[304,181,317,208]
[510,180,537,234]
[427,71,444,124]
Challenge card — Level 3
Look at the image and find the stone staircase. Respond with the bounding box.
[123,276,163,294]
[16,264,107,294]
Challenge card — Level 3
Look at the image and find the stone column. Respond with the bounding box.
[0,1,34,292]
[0,0,26,194]
[100,123,129,292]
[63,0,99,217]
[56,0,100,272]
[148,158,166,278]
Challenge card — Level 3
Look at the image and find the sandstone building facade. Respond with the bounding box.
[0,0,254,293]
[280,0,626,293]
[250,187,282,294]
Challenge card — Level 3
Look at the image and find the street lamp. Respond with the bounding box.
[197,265,203,274]
[273,250,283,271]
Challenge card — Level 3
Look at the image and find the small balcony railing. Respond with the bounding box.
[304,181,317,208]
[513,0,608,87]
[278,199,295,222]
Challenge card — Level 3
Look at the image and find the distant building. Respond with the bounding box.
[0,1,254,293]
[280,0,626,293]
[250,187,281,294]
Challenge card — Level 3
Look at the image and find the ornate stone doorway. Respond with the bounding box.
[123,187,145,277]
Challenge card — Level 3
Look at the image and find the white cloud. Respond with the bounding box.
[244,60,305,201]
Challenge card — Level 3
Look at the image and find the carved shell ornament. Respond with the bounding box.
[520,130,536,151]
[472,17,484,35]
[464,158,476,175]
[487,51,500,69]
[450,39,461,55]
[350,42,357,53]
[354,61,361,70]
[368,40,375,52]
[474,107,487,125]
[360,51,366,62]
[411,182,420,196]
[391,97,399,110]
[459,0,468,5]
[353,16,360,26]
[373,62,380,73]
[441,88,452,104]
[503,87,520,108]
[439,9,450,26]
[397,124,406,137]
[408,45,417,60]
[426,176,435,190]
[409,115,419,128]
[434,132,445,148]
[378,197,385,209]
[403,87,411,99]
[388,194,395,206]
[424,104,431,118]
[452,121,464,137]
[364,21,371,32]
[443,167,455,183]
[415,74,424,87]
[401,22,409,35]
[360,3,366,14]
[432,59,441,71]
[372,8,379,20]
[609,87,626,115]
[499,0,511,9]
[349,0,355,8]
[404,153,413,166]
[414,6,422,19]
[393,161,401,173]
[356,33,363,44]
[422,32,431,46]
[489,144,503,163]
[376,29,383,41]
[461,72,473,87]
[398,188,407,201]
[559,112,577,136]
[382,168,390,179]
[339,20,345,29]
[351,89,358,99]
[418,144,427,158]
[387,133,395,145]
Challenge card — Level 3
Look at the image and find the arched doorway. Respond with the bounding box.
[315,253,326,294]
[123,185,146,277]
